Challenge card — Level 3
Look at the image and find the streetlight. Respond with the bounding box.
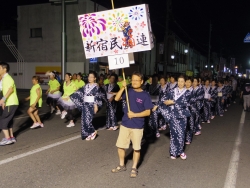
[205,65,208,68]
[171,55,175,59]
[184,49,188,54]
[211,65,214,68]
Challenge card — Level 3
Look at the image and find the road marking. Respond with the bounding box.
[224,110,245,188]
[0,135,81,166]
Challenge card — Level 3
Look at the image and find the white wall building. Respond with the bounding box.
[14,0,156,89]
[15,0,106,89]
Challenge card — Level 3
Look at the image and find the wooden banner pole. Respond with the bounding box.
[122,68,131,112]
[111,0,131,112]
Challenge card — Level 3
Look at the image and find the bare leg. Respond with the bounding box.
[8,128,14,138]
[118,148,125,166]
[27,107,37,123]
[34,109,41,123]
[2,129,10,139]
[132,150,140,169]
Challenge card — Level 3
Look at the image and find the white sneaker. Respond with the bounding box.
[207,120,210,124]
[30,123,40,129]
[55,110,61,115]
[50,107,55,114]
[211,116,215,119]
[61,111,67,119]
[66,122,75,128]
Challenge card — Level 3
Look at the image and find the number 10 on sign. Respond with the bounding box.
[108,54,130,70]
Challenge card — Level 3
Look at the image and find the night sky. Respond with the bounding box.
[1,0,250,69]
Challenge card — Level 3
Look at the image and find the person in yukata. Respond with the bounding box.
[147,74,161,138]
[193,78,203,136]
[216,80,227,117]
[184,77,196,145]
[159,75,191,160]
[227,80,233,106]
[168,75,178,91]
[70,71,102,141]
[57,73,77,128]
[201,79,212,124]
[210,80,218,120]
[105,73,120,131]
[111,71,153,178]
[157,76,169,131]
[223,80,230,111]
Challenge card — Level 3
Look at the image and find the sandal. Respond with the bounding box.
[130,168,138,178]
[111,165,127,173]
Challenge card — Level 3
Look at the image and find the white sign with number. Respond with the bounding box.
[108,54,130,70]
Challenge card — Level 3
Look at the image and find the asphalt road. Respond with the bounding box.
[0,91,249,188]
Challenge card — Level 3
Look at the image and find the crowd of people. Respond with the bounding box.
[0,61,250,178]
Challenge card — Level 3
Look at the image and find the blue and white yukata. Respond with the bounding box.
[160,88,191,157]
[168,82,178,92]
[216,86,227,116]
[223,84,230,110]
[147,84,161,134]
[185,87,196,143]
[157,84,169,128]
[194,85,204,133]
[105,83,120,129]
[202,86,212,122]
[70,83,102,140]
[210,86,218,117]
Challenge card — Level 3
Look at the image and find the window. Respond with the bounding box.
[30,28,42,38]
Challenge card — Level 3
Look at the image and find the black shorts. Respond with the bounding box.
[0,105,18,130]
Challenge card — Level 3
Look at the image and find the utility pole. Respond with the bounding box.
[61,0,66,80]
[208,21,212,68]
[163,0,171,75]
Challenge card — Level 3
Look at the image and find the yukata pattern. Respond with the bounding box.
[227,85,233,105]
[158,84,169,127]
[210,86,218,117]
[216,86,227,116]
[70,83,102,139]
[185,88,196,143]
[194,86,204,132]
[167,82,178,92]
[159,88,191,157]
[202,86,212,122]
[223,85,230,109]
[105,84,120,128]
[147,84,161,134]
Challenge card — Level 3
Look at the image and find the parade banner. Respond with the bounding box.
[78,4,154,59]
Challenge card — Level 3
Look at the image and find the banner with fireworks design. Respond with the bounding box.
[78,4,154,59]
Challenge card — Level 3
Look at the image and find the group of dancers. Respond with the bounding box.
[0,62,235,159]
